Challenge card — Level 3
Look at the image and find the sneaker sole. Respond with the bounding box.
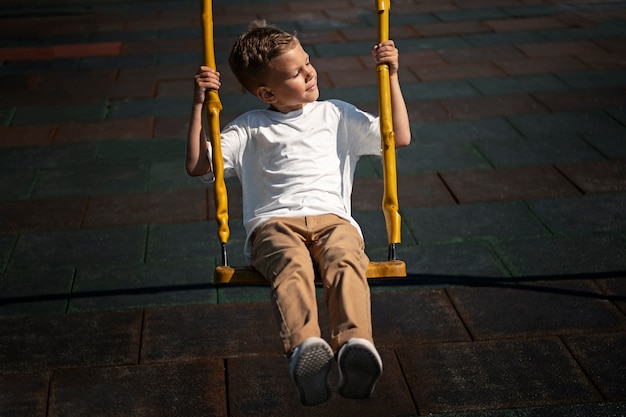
[338,344,382,399]
[292,342,334,406]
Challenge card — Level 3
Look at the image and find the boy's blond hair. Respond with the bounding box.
[228,20,298,94]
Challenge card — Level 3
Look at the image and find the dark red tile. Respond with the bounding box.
[52,42,122,58]
[141,303,282,362]
[398,173,457,207]
[564,332,626,401]
[485,16,567,32]
[533,87,626,112]
[0,197,87,233]
[54,118,154,144]
[440,93,547,119]
[516,40,608,58]
[0,372,50,417]
[414,62,504,82]
[83,188,208,228]
[49,362,227,417]
[0,310,142,372]
[398,337,602,414]
[440,165,581,204]
[227,349,416,416]
[0,46,54,61]
[371,289,470,347]
[556,160,626,194]
[447,280,626,340]
[439,45,526,64]
[0,125,56,147]
[415,20,491,37]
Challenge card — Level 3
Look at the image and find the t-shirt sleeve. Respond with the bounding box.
[334,99,381,156]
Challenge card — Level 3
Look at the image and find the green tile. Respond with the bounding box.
[11,102,108,125]
[0,105,15,126]
[465,31,545,47]
[69,260,217,312]
[470,74,569,96]
[8,226,147,270]
[557,69,626,90]
[0,268,74,316]
[0,233,17,271]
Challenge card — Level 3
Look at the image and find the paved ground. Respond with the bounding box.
[1,0,626,415]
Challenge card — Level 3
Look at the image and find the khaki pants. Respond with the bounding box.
[250,214,373,354]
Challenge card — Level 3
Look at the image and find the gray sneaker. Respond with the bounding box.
[288,337,334,406]
[337,338,383,399]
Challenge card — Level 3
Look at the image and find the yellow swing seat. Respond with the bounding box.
[202,0,406,285]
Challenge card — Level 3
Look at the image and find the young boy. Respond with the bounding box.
[186,21,410,406]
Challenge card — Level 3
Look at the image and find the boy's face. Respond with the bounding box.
[258,40,319,113]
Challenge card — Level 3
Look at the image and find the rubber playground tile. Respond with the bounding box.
[397,337,603,415]
[0,309,142,372]
[0,170,38,200]
[495,234,626,277]
[140,302,283,362]
[484,16,567,32]
[469,74,570,96]
[0,371,50,417]
[0,125,56,147]
[532,87,626,113]
[439,93,547,120]
[464,30,547,47]
[227,349,416,417]
[68,259,217,312]
[53,117,154,144]
[527,193,626,236]
[0,233,17,271]
[370,289,470,347]
[506,110,625,139]
[0,197,87,233]
[438,45,527,64]
[495,55,589,76]
[556,160,626,194]
[0,268,74,316]
[107,97,189,120]
[11,102,109,126]
[31,164,150,198]
[434,7,509,22]
[595,277,626,314]
[82,188,207,228]
[440,165,581,204]
[396,142,492,174]
[400,79,479,101]
[516,40,607,58]
[401,201,550,245]
[414,62,504,82]
[78,53,158,70]
[563,332,626,401]
[386,240,511,280]
[48,362,227,417]
[557,68,626,90]
[7,226,148,270]
[414,20,491,38]
[424,402,626,417]
[472,133,604,168]
[413,117,524,146]
[447,280,626,340]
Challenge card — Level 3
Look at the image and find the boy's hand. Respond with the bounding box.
[371,40,399,76]
[194,66,221,104]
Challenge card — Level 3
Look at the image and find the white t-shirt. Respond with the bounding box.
[205,99,382,260]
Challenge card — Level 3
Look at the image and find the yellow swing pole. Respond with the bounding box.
[376,0,402,261]
[201,0,230,267]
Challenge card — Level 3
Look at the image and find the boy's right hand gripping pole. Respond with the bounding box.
[376,0,402,261]
[202,0,230,266]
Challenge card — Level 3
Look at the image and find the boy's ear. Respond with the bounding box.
[256,86,276,104]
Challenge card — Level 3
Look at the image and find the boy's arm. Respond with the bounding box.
[372,41,411,148]
[185,66,221,176]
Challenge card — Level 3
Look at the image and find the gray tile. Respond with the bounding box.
[48,362,227,417]
[495,234,626,277]
[398,337,602,415]
[448,280,626,340]
[414,118,524,146]
[9,227,147,270]
[527,193,626,235]
[69,260,217,312]
[0,310,142,371]
[401,201,550,244]
[470,74,569,96]
[396,142,492,174]
[0,268,74,316]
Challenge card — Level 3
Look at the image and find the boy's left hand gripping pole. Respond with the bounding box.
[202,0,229,266]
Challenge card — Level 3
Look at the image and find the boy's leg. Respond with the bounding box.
[250,217,321,355]
[308,214,373,351]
